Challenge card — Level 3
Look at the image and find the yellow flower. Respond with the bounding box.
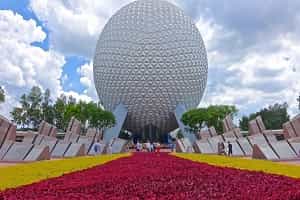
[172,153,300,178]
[0,153,130,191]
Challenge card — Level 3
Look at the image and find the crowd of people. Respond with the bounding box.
[90,138,177,155]
[92,138,233,155]
[135,140,166,152]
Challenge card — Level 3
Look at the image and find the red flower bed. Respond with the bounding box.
[1,153,300,199]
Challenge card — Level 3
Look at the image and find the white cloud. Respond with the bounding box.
[0,10,46,43]
[29,0,183,58]
[30,0,135,58]
[0,10,66,118]
[63,90,93,103]
[0,10,104,118]
[77,61,98,100]
[196,16,228,52]
[191,5,300,119]
[61,74,68,84]
[201,34,300,118]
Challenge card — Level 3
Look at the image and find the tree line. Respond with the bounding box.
[182,103,291,134]
[239,103,289,131]
[10,86,115,131]
[181,105,237,133]
[0,85,297,133]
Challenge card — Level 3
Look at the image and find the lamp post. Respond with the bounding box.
[297,94,300,111]
[284,57,299,112]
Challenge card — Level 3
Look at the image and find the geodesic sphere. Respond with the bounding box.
[93,0,208,134]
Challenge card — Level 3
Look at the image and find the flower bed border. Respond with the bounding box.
[0,153,130,190]
[173,153,300,178]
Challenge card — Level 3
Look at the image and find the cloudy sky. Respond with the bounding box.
[0,0,300,119]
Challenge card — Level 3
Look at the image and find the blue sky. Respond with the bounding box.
[0,0,300,120]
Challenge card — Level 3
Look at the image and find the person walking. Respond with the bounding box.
[107,137,117,154]
[92,140,102,155]
[152,142,156,152]
[136,141,143,152]
[107,142,113,154]
[227,141,233,156]
[171,139,176,152]
[145,140,151,152]
[155,142,161,152]
[217,142,221,155]
[150,141,155,152]
[218,142,225,155]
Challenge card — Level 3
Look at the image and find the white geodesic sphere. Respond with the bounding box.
[93,0,208,134]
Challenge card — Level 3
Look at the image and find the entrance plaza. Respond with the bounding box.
[1,0,300,199]
[1,113,300,199]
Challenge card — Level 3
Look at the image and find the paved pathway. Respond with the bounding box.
[1,153,300,199]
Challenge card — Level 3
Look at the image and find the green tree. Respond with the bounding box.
[181,105,238,134]
[63,103,81,126]
[239,102,290,131]
[239,116,250,131]
[83,102,115,129]
[11,107,26,128]
[10,87,116,132]
[27,86,43,129]
[41,89,54,124]
[11,94,29,128]
[63,101,115,131]
[68,95,76,105]
[11,86,47,130]
[20,94,30,127]
[53,94,67,130]
[181,108,207,131]
[92,109,115,129]
[206,105,238,133]
[0,86,5,103]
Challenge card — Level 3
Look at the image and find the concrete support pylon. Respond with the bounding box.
[103,103,128,143]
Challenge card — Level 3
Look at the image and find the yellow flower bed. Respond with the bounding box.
[0,153,130,191]
[173,153,300,178]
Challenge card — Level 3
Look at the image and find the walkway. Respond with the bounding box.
[1,153,300,199]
